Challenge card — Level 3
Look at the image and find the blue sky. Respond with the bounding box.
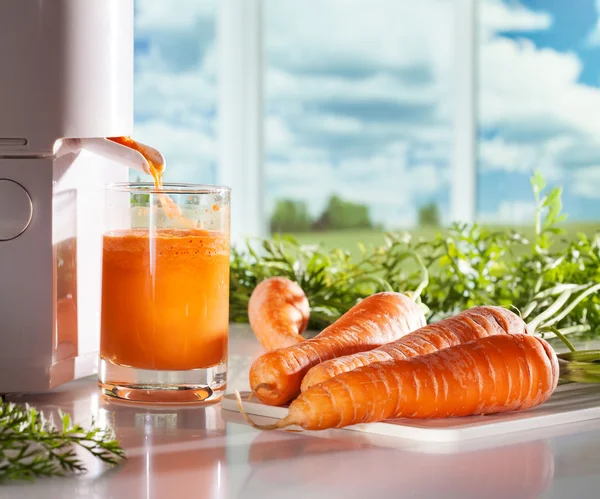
[478,0,600,223]
[132,1,218,186]
[132,0,600,230]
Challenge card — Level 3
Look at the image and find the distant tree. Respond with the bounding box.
[131,193,150,206]
[313,194,373,231]
[130,175,150,206]
[270,199,313,233]
[418,202,441,227]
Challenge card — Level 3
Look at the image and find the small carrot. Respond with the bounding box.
[248,277,310,351]
[249,292,427,406]
[238,334,559,431]
[301,305,527,392]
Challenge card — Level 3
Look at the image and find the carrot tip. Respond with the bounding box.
[233,390,284,431]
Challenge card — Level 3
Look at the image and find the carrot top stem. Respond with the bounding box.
[527,282,599,336]
[547,326,576,352]
[407,250,429,301]
[558,349,600,362]
[539,283,600,330]
[521,301,538,320]
[527,289,573,333]
[557,342,600,384]
[564,372,600,384]
[555,324,592,336]
[533,283,590,301]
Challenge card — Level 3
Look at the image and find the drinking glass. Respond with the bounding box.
[99,182,230,403]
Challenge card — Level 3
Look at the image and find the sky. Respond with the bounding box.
[477,0,600,223]
[132,0,218,185]
[132,0,600,230]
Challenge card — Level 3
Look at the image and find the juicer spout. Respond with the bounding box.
[57,138,165,176]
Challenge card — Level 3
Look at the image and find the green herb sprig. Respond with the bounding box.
[0,401,125,482]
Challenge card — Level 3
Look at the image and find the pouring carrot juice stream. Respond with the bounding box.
[100,137,229,372]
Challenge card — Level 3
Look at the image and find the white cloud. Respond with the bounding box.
[135,42,216,118]
[585,0,600,46]
[479,137,537,172]
[135,0,215,31]
[265,116,293,152]
[133,7,218,185]
[479,200,537,225]
[265,159,337,218]
[588,25,600,46]
[133,0,456,231]
[479,38,582,134]
[407,162,448,196]
[135,70,215,120]
[572,166,600,199]
[133,121,216,184]
[478,23,600,186]
[265,141,448,229]
[411,142,451,164]
[475,3,600,222]
[265,0,454,78]
[132,0,599,228]
[479,136,566,182]
[302,114,364,135]
[262,0,459,229]
[479,0,552,40]
[265,116,329,162]
[264,0,455,146]
[267,69,445,110]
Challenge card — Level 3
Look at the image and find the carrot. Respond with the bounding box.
[301,305,527,392]
[239,334,559,431]
[248,277,310,351]
[248,291,427,406]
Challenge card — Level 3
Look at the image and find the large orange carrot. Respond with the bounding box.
[248,277,310,351]
[301,305,527,392]
[249,292,426,406]
[240,334,558,431]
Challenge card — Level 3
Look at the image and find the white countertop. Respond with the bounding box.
[3,325,600,499]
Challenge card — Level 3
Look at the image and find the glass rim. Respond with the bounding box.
[104,182,231,195]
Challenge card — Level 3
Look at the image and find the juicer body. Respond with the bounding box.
[0,0,134,392]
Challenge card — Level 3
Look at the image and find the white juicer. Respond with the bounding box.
[0,0,161,393]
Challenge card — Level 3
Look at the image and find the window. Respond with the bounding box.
[131,1,598,249]
[263,0,457,249]
[477,0,600,235]
[132,0,218,185]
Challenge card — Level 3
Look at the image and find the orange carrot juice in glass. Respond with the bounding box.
[99,183,230,403]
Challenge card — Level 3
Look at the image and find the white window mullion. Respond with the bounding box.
[217,0,265,246]
[451,0,477,224]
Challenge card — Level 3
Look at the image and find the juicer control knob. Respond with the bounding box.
[0,179,33,241]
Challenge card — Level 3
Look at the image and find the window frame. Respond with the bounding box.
[451,0,477,225]
[217,0,266,246]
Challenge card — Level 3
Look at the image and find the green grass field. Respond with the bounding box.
[285,223,599,260]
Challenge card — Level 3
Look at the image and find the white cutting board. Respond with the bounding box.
[221,383,600,442]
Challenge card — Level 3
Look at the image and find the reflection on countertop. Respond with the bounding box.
[239,433,554,499]
[2,331,600,499]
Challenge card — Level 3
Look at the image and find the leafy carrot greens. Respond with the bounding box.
[230,172,600,338]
